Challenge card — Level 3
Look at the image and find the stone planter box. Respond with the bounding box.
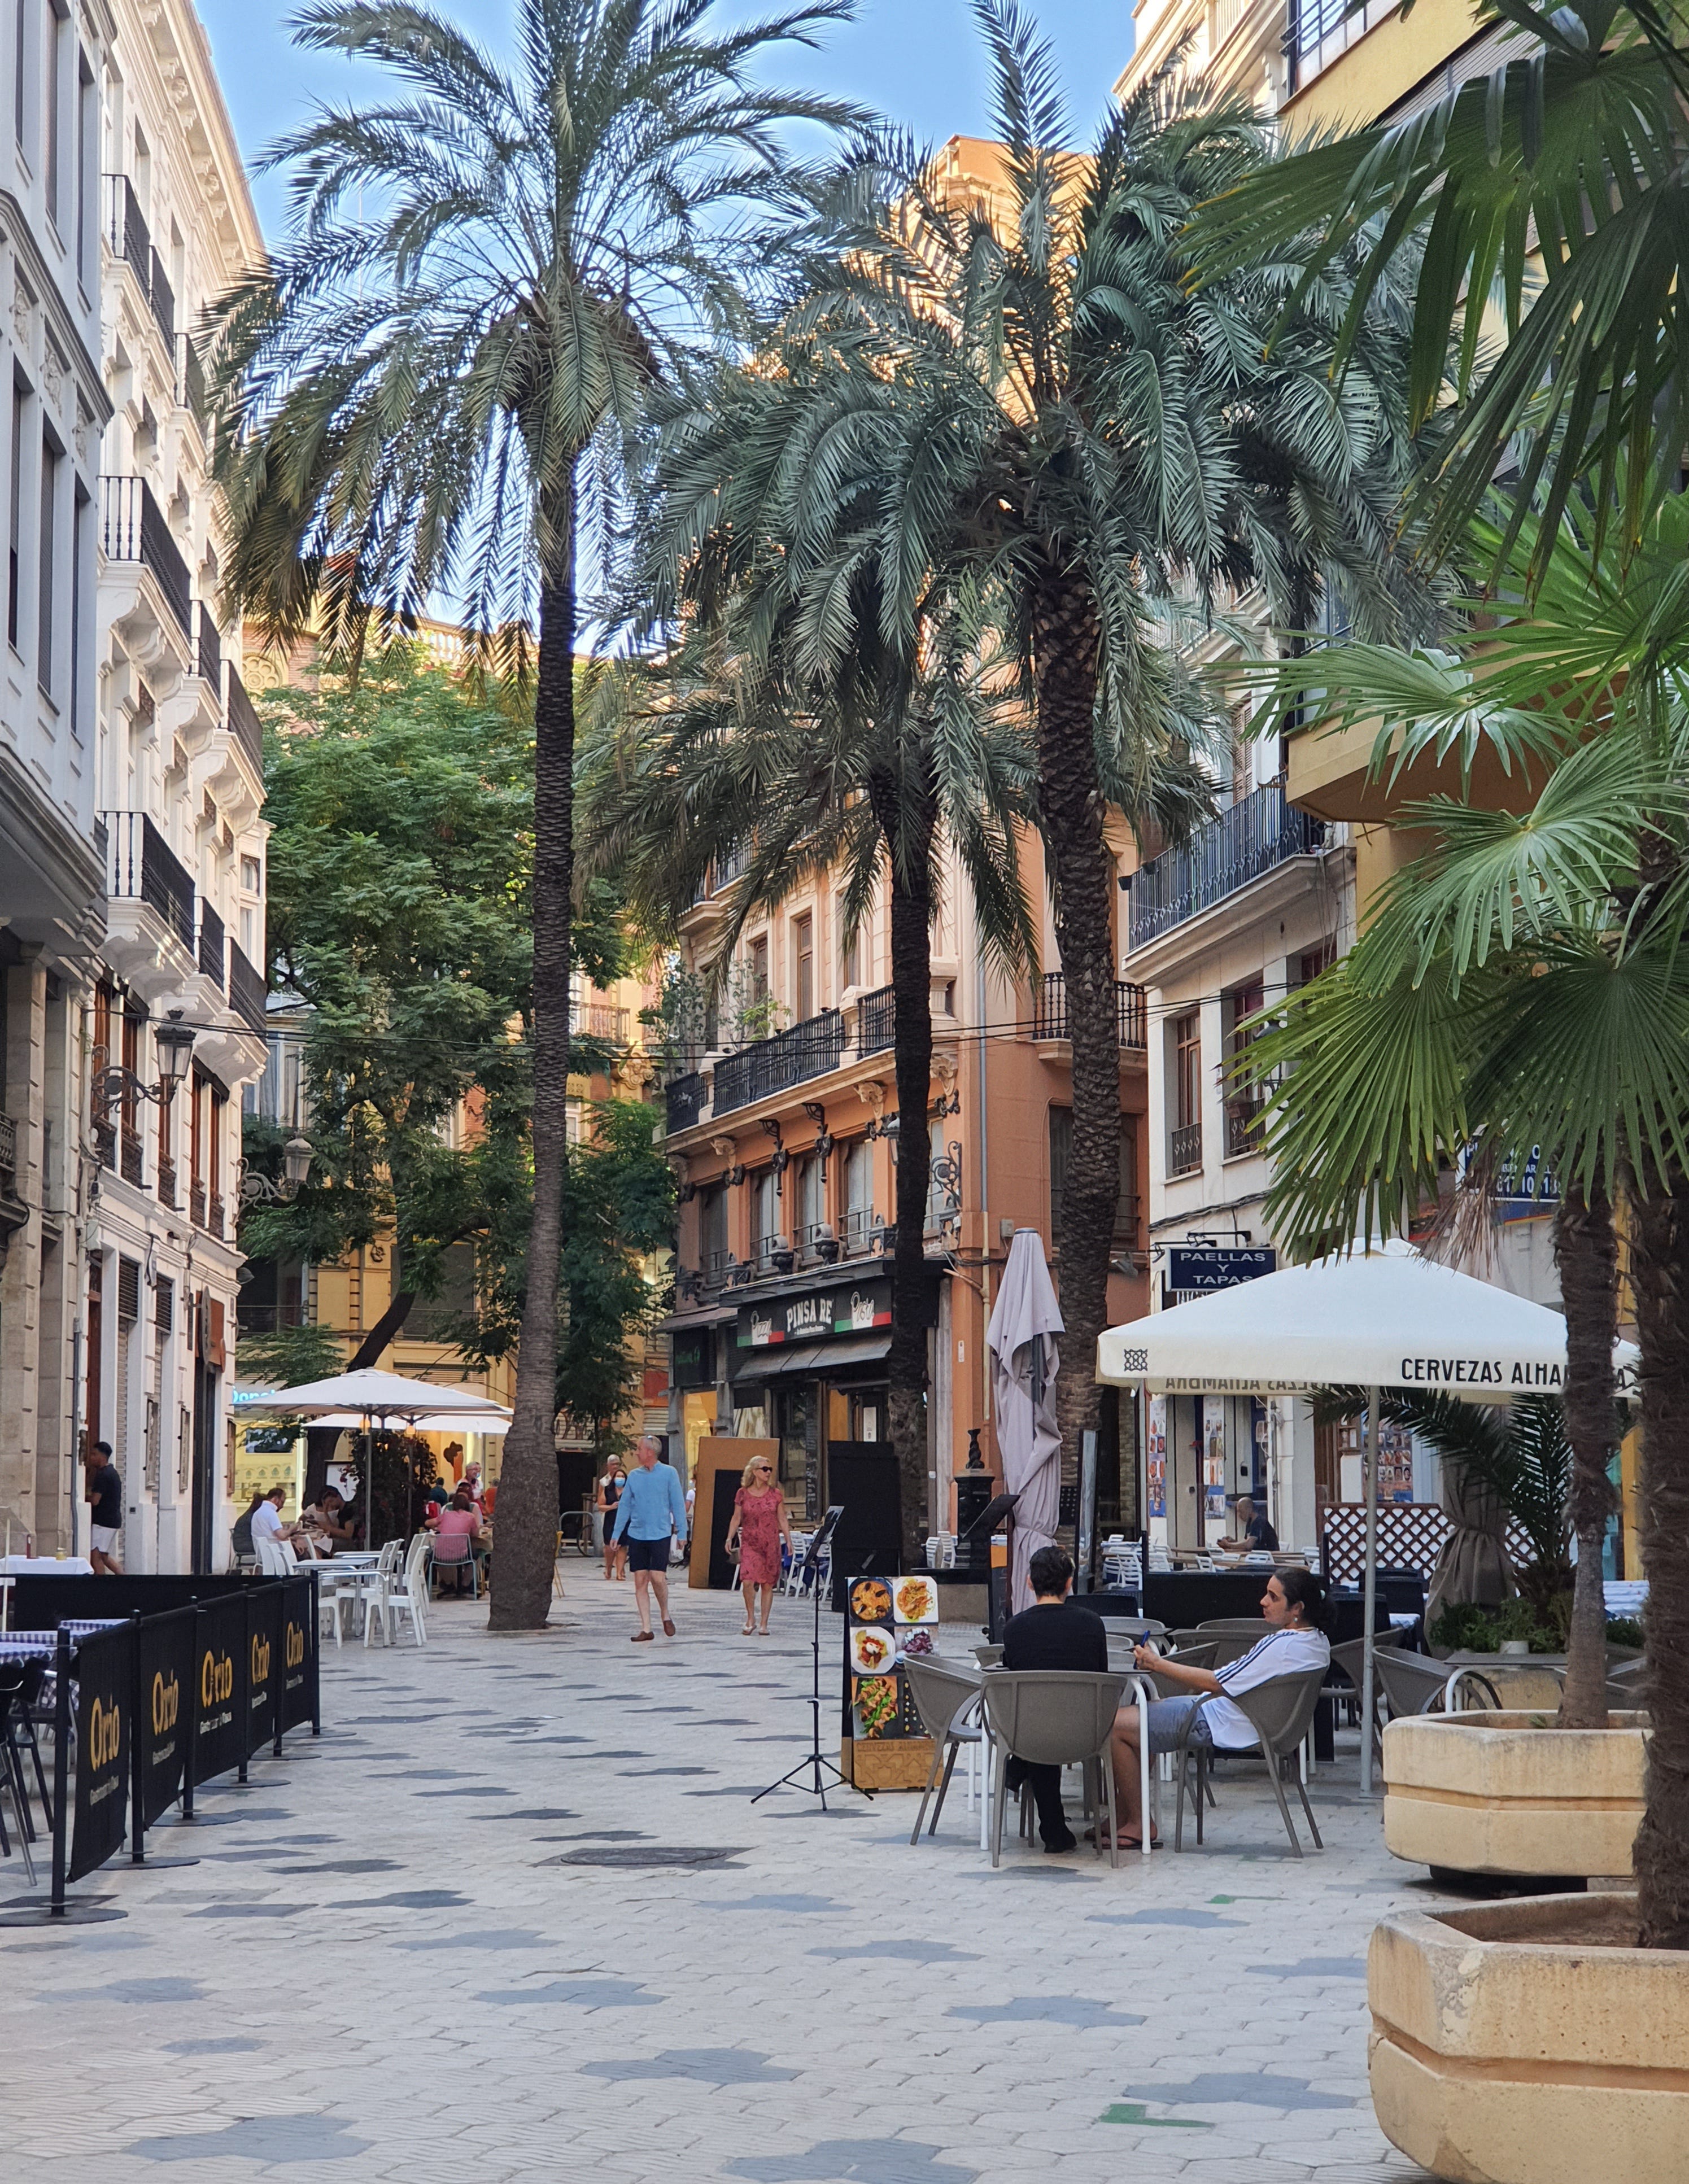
[1382,1711,1648,1879]
[1369,1892,1688,2184]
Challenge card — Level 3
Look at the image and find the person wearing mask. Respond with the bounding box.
[999,1545,1108,1853]
[1110,1567,1332,1849]
[610,1434,688,1641]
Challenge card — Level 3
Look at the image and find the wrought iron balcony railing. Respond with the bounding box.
[712,1008,844,1118]
[102,810,195,953]
[198,900,225,988]
[100,477,192,639]
[177,334,207,424]
[1168,1122,1203,1177]
[1031,972,1148,1049]
[666,1071,706,1134]
[857,984,894,1057]
[226,665,263,774]
[228,941,268,1036]
[1127,777,1326,950]
[197,602,222,694]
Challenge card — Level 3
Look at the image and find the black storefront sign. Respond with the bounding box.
[69,1625,132,1882]
[1166,1245,1276,1295]
[191,1594,248,1788]
[671,1326,715,1391]
[246,1584,284,1757]
[281,1576,315,1733]
[133,1608,194,1833]
[735,1277,892,1356]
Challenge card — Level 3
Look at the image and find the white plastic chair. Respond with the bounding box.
[359,1538,408,1646]
[366,1534,430,1649]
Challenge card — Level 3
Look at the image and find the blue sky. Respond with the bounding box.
[198,0,1136,241]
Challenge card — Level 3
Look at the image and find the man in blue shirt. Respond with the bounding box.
[611,1433,689,1641]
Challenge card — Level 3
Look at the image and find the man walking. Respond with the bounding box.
[85,1440,124,1575]
[612,1434,688,1642]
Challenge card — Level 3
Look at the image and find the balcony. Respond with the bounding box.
[190,1178,207,1230]
[1169,1122,1203,1178]
[177,334,207,426]
[197,602,222,696]
[101,477,192,640]
[576,1002,629,1044]
[1285,0,1392,94]
[1031,972,1148,1049]
[712,1008,844,1118]
[103,810,195,956]
[147,247,175,346]
[1128,777,1326,951]
[667,1071,706,1134]
[857,984,894,1058]
[1225,1097,1265,1161]
[228,941,268,1036]
[226,665,263,775]
[158,1152,177,1210]
[687,842,749,908]
[208,1190,226,1241]
[120,1126,145,1188]
[199,899,226,988]
[103,173,150,293]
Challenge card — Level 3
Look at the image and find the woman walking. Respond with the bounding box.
[724,1454,792,1634]
[596,1460,627,1582]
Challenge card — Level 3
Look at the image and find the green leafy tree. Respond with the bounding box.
[1237,500,1689,1945]
[651,2,1434,1473]
[211,0,862,1627]
[1189,0,1689,573]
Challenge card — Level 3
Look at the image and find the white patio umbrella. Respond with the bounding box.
[987,1228,1065,1615]
[1096,1240,1639,1791]
[233,1370,500,1546]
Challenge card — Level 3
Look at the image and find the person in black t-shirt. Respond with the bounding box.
[1218,1495,1280,1554]
[999,1544,1107,1853]
[85,1440,123,1574]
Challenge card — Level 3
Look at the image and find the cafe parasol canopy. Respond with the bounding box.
[233,1370,503,1545]
[1096,1240,1639,1791]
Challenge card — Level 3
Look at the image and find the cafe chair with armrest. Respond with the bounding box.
[902,1657,989,1845]
[372,1534,431,1648]
[1326,1628,1408,1768]
[981,1669,1130,1871]
[1604,1656,1648,1709]
[0,1663,37,1886]
[1172,1667,1328,1858]
[1372,1649,1500,1723]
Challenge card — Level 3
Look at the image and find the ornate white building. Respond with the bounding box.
[0,0,265,1570]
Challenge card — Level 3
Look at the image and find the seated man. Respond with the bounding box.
[1110,1567,1330,1847]
[1217,1494,1280,1554]
[1000,1544,1107,1855]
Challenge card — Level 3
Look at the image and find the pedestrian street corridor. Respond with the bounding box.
[1,1580,1443,2184]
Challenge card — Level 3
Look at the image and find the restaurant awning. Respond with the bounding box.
[732,1333,891,1381]
[654,1304,737,1334]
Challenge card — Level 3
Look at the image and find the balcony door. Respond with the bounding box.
[792,912,814,1021]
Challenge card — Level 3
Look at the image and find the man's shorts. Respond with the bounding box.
[1144,1695,1214,1754]
[90,1525,121,1556]
[625,1535,674,1573]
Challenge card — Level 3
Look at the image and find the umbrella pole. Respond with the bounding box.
[365,1421,374,1552]
[1360,1384,1380,1797]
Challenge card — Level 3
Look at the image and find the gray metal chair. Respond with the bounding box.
[1327,1628,1407,1765]
[902,1657,988,1845]
[1605,1656,1649,1708]
[1375,1650,1501,1720]
[1131,1642,1218,1696]
[980,1669,1130,1870]
[1172,1667,1328,1858]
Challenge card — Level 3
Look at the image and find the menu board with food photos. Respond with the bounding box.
[843,1571,940,1744]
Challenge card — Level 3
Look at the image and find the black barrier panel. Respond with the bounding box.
[69,1624,133,1882]
[135,1608,195,1832]
[280,1576,313,1733]
[192,1595,248,1788]
[11,1574,253,1628]
[246,1585,283,1756]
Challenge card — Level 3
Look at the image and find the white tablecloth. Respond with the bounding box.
[0,1556,93,1575]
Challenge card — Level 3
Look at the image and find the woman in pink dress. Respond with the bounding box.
[724,1455,793,1634]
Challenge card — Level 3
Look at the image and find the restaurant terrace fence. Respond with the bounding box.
[1319,1504,1537,1591]
[6,1573,319,1914]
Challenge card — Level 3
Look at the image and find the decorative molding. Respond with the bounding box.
[858,1080,887,1122]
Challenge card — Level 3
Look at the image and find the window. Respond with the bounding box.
[793,911,814,1021]
[14,0,26,147]
[37,428,57,693]
[754,1167,780,1263]
[1169,1010,1202,1177]
[69,481,85,735]
[74,45,91,289]
[839,898,859,990]
[845,1137,873,1247]
[1297,937,1336,988]
[748,933,769,1005]
[8,378,23,651]
[43,0,62,228]
[241,854,261,893]
[699,1181,728,1269]
[1224,981,1265,1159]
[796,1153,824,1245]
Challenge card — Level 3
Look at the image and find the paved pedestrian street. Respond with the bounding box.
[3,1582,1441,2183]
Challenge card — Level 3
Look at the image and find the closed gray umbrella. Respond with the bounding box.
[1426,1460,1516,1627]
[987,1228,1064,1614]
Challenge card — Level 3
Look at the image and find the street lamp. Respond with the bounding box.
[91,1010,197,1113]
[154,1015,197,1087]
[239,1133,315,1204]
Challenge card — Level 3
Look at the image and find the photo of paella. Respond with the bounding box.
[850,1579,892,1623]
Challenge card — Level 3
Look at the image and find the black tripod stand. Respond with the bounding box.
[752,1507,873,1811]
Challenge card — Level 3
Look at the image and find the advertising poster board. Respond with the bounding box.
[840,1572,935,1790]
[191,1595,248,1788]
[281,1576,315,1732]
[246,1584,284,1756]
[134,1607,194,1832]
[69,1625,132,1882]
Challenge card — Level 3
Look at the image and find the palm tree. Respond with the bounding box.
[582,562,1045,1561]
[208,0,861,1627]
[676,1,1434,1474]
[1189,0,1689,576]
[1236,500,1689,1942]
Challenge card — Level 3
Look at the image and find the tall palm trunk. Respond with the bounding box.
[1552,1183,1617,1729]
[490,474,577,1630]
[1629,1168,1689,1950]
[1031,567,1117,1493]
[875,770,938,1567]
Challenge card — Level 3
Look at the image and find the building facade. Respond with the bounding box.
[0,0,265,1569]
